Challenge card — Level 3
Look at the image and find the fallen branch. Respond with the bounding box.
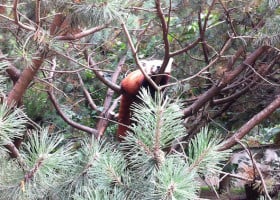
[219,94,280,151]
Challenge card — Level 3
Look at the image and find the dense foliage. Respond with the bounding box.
[0,0,280,199]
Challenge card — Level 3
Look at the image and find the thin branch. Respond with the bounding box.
[218,0,238,36]
[245,62,280,87]
[214,58,277,105]
[77,72,98,111]
[95,55,126,136]
[47,90,98,138]
[183,46,269,118]
[12,0,35,31]
[84,50,121,92]
[154,0,171,75]
[121,21,159,91]
[162,36,233,90]
[169,37,201,57]
[54,24,109,40]
[35,0,41,28]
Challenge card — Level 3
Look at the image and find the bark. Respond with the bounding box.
[4,53,46,157]
[7,55,45,106]
[49,13,66,36]
[95,55,125,136]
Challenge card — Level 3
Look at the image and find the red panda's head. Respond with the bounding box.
[140,58,174,75]
[121,58,174,96]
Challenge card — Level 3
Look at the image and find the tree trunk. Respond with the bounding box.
[7,54,45,106]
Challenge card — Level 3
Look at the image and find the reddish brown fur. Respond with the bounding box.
[117,70,145,140]
[117,72,171,141]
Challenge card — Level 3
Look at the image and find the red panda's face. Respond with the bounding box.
[140,58,173,75]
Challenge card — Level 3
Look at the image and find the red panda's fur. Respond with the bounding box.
[117,59,173,141]
[116,69,145,140]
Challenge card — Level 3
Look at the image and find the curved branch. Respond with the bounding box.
[169,37,201,57]
[47,90,98,138]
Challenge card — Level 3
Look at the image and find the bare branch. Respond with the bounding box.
[12,0,35,31]
[121,21,159,91]
[47,90,98,138]
[169,37,201,57]
[183,46,269,118]
[84,51,121,92]
[54,24,109,40]
[95,55,126,136]
[77,72,98,111]
[219,94,280,151]
[155,0,171,74]
[236,140,272,200]
[35,0,41,28]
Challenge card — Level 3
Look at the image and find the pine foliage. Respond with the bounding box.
[0,88,231,199]
[71,0,129,27]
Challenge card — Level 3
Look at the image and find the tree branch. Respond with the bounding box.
[0,50,21,83]
[183,46,270,118]
[169,37,201,57]
[121,21,159,91]
[54,24,108,40]
[154,0,171,75]
[84,51,121,93]
[47,90,98,138]
[219,94,280,151]
[5,142,21,158]
[95,55,126,136]
[77,72,98,111]
[12,0,35,31]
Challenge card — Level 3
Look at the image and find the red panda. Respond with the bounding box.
[117,58,173,140]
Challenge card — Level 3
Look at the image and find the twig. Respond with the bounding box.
[84,50,121,92]
[77,72,98,111]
